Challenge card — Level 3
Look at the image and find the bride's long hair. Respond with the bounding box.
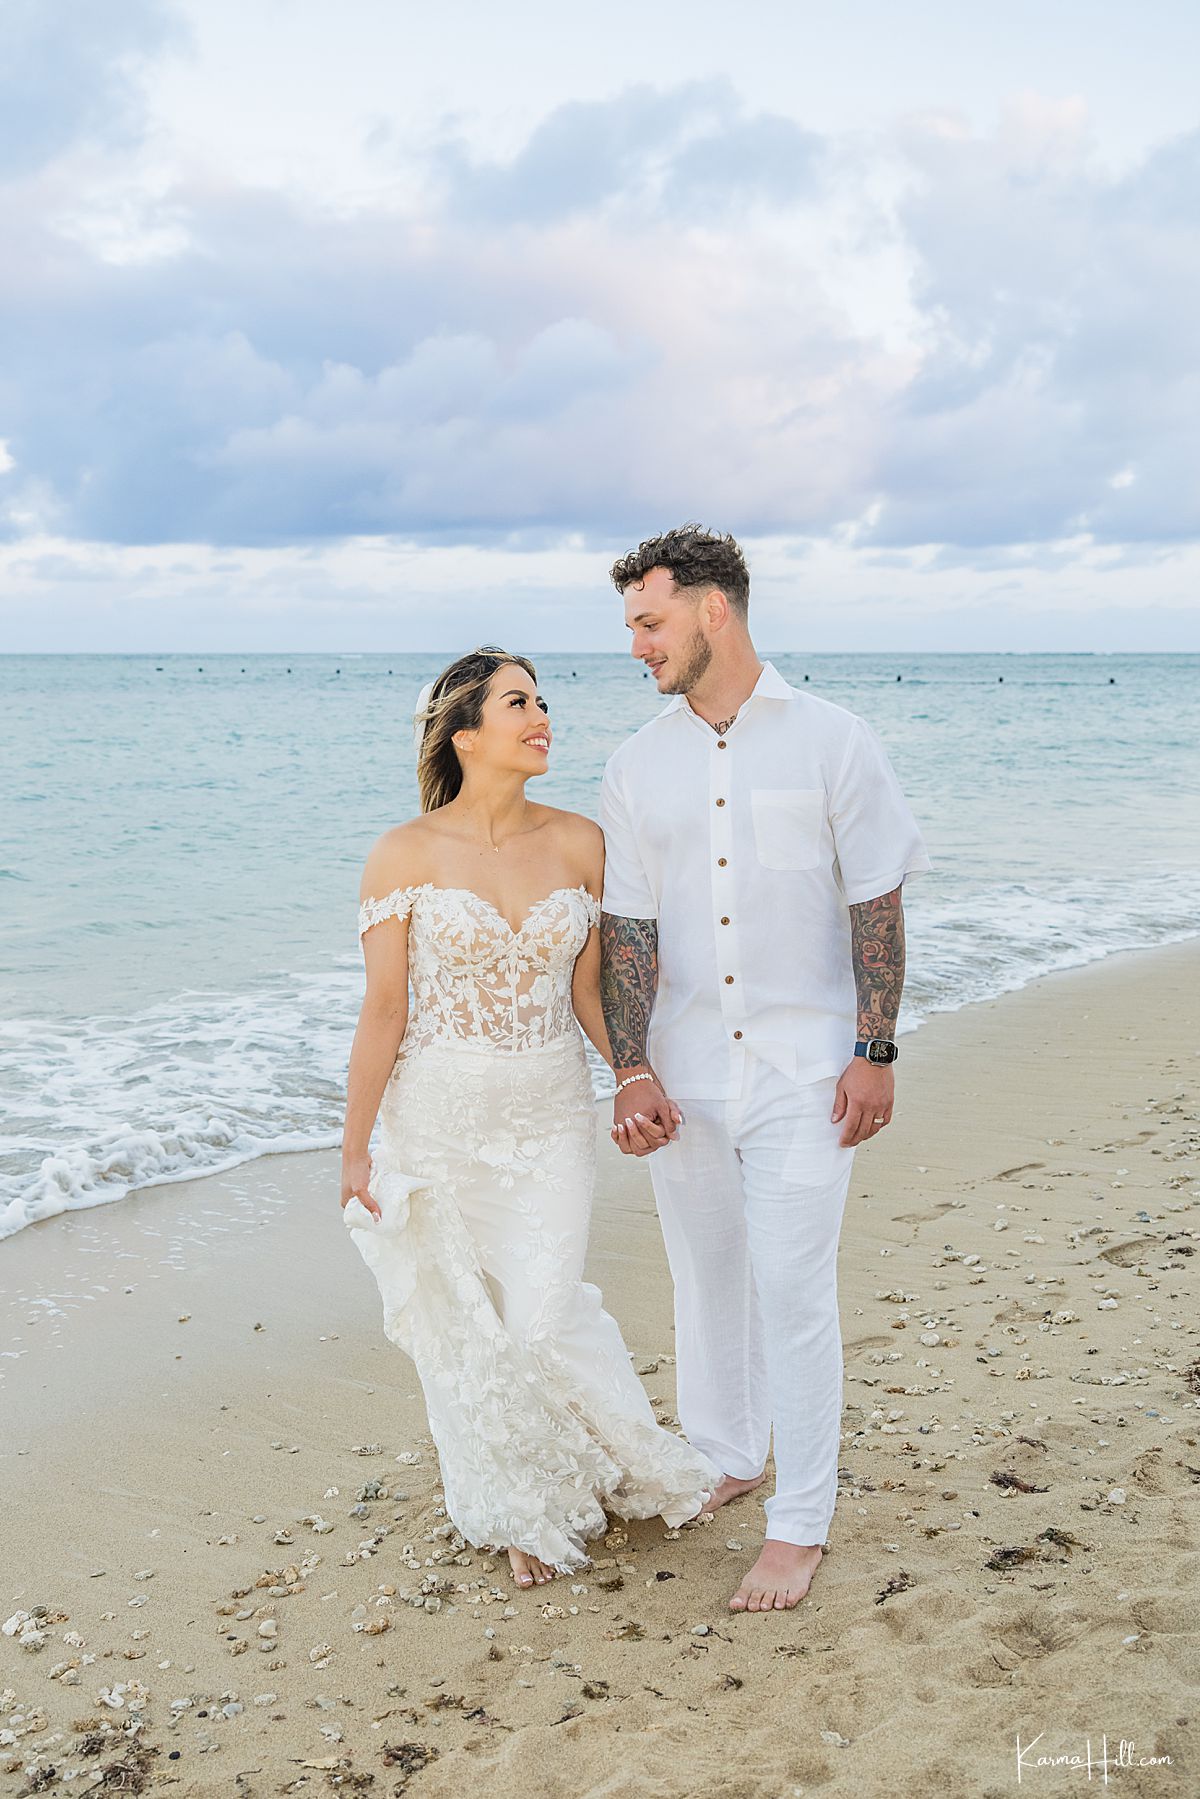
[415,645,539,813]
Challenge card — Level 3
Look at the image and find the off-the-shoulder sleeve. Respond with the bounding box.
[358,885,417,940]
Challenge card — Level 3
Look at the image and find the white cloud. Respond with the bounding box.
[0,0,186,175]
[2,530,1196,654]
[2,2,1199,648]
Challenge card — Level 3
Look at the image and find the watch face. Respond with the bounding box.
[867,1040,896,1064]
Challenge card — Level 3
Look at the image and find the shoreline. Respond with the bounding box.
[6,924,1199,1248]
[2,936,1198,1797]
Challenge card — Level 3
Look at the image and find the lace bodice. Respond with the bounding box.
[358,882,600,1055]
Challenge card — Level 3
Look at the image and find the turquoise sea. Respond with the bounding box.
[2,651,1197,1239]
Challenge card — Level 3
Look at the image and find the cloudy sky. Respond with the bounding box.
[2,0,1198,653]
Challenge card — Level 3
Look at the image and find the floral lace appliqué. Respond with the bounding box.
[358,883,600,1057]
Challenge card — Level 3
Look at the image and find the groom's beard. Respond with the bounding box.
[659,624,713,694]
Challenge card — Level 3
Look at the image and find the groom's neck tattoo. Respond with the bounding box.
[711,713,737,735]
[599,913,659,1071]
[848,886,906,1041]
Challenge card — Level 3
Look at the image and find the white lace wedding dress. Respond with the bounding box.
[343,880,720,1573]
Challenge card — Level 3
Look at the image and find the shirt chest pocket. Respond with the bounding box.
[750,787,826,871]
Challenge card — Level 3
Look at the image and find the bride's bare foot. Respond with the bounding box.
[695,1471,767,1516]
[506,1547,558,1587]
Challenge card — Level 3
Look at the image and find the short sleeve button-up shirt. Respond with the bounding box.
[598,660,933,1100]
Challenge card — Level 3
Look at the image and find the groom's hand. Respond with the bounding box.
[831,1060,894,1147]
[611,1068,682,1157]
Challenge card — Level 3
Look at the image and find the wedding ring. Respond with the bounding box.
[873,1117,885,1124]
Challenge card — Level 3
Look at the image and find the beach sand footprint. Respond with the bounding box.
[1129,1592,1196,1636]
[870,1584,979,1647]
[990,1298,1054,1325]
[891,1201,960,1227]
[994,1604,1095,1662]
[844,1332,900,1356]
[1127,1446,1187,1497]
[1099,1234,1165,1267]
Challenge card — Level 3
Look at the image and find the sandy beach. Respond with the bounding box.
[3,941,1198,1798]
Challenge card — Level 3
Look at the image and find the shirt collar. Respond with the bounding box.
[658,658,794,717]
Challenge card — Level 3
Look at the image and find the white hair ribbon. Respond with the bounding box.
[412,679,436,753]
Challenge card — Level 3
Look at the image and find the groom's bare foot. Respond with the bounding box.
[728,1539,823,1613]
[699,1471,767,1515]
[506,1548,558,1588]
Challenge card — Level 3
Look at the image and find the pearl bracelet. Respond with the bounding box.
[614,1071,653,1095]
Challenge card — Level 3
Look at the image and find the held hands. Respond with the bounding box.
[340,1151,382,1220]
[610,1068,683,1158]
[831,1059,894,1148]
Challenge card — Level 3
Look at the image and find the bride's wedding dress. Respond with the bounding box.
[343,880,720,1573]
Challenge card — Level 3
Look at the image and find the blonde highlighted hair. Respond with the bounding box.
[414,645,538,813]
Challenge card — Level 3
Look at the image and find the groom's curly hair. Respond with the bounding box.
[609,524,750,617]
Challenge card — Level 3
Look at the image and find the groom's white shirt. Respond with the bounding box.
[598,660,933,1101]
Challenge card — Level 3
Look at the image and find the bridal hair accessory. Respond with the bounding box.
[413,679,436,752]
[412,647,510,752]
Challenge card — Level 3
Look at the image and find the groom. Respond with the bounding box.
[597,524,932,1615]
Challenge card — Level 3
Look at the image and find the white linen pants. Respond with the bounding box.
[646,1052,856,1546]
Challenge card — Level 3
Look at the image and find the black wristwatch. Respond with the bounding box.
[854,1038,898,1065]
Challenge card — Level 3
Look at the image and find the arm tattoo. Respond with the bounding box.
[600,912,658,1072]
[848,886,906,1041]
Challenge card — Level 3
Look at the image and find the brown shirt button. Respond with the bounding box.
[724,975,734,984]
[715,797,725,807]
[733,1030,743,1040]
[717,857,727,867]
[720,916,730,925]
[717,740,727,748]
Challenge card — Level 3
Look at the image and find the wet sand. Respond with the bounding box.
[2,940,1198,1797]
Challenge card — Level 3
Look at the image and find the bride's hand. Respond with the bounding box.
[340,1152,381,1220]
[611,1072,682,1157]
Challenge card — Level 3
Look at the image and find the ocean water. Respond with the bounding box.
[2,651,1197,1241]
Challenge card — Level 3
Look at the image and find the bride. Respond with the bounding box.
[339,645,721,1590]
